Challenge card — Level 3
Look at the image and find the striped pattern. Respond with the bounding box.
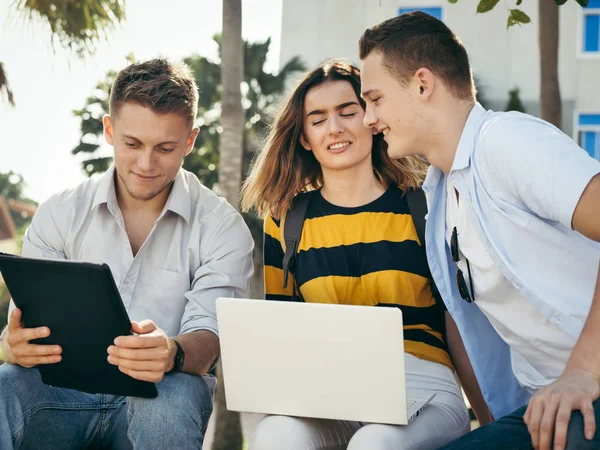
[263,186,452,369]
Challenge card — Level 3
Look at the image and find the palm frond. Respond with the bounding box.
[0,62,15,106]
[13,0,127,57]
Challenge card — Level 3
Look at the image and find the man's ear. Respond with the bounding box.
[300,134,312,151]
[184,128,200,157]
[103,115,114,145]
[414,68,436,101]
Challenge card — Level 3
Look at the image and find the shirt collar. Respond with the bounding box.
[91,165,118,216]
[91,165,191,223]
[162,169,191,223]
[449,102,487,173]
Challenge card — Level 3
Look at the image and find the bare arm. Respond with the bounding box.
[445,312,494,425]
[166,330,220,376]
[108,322,220,382]
[564,173,600,381]
[524,174,600,450]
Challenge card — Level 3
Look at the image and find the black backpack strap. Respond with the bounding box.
[406,188,445,311]
[406,188,427,248]
[282,192,312,290]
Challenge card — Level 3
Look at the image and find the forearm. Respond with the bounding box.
[167,330,219,377]
[564,263,600,381]
[445,312,494,425]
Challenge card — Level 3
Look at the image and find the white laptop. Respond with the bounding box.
[215,298,435,425]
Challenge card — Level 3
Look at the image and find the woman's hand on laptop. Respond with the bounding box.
[2,308,62,368]
[106,319,171,383]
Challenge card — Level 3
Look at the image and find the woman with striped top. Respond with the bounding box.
[241,60,470,450]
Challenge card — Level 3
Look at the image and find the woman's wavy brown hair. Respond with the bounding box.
[241,59,428,220]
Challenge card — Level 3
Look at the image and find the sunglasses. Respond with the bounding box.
[450,227,475,303]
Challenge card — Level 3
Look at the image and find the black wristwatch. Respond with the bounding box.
[169,339,185,373]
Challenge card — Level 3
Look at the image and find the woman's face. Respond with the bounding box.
[301,80,376,173]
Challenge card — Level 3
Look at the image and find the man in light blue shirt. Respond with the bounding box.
[0,59,254,449]
[360,11,600,450]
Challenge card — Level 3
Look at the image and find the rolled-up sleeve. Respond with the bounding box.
[179,211,254,336]
[479,115,600,229]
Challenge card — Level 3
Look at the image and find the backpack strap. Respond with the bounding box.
[406,187,445,311]
[406,188,427,247]
[280,192,313,290]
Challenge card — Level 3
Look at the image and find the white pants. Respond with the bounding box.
[249,354,470,450]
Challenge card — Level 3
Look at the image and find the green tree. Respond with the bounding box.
[0,63,15,106]
[0,283,9,330]
[0,171,37,331]
[506,87,526,113]
[71,54,136,177]
[449,0,588,129]
[0,171,38,230]
[474,75,490,109]
[212,0,245,448]
[72,45,304,187]
[1,0,126,106]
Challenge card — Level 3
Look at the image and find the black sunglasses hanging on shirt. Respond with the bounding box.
[450,226,476,303]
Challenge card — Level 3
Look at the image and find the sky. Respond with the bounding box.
[0,0,283,203]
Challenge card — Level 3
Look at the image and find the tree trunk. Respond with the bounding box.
[539,0,561,129]
[218,0,245,209]
[212,0,245,449]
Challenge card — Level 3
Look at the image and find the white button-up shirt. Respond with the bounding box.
[9,166,254,338]
[424,103,600,419]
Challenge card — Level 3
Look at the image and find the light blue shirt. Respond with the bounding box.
[423,103,600,419]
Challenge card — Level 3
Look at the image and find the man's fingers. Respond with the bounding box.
[12,343,61,357]
[580,399,596,441]
[118,366,164,383]
[8,326,50,346]
[131,320,157,335]
[527,398,544,450]
[553,402,573,450]
[18,354,62,367]
[114,333,164,349]
[538,399,559,450]
[107,345,168,361]
[108,355,166,372]
[7,308,22,330]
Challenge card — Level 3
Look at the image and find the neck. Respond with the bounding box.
[320,160,385,207]
[421,100,476,176]
[114,173,171,216]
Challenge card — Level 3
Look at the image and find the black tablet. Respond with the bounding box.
[0,252,158,398]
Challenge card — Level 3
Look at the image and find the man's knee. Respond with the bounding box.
[127,373,213,433]
[564,407,600,450]
[0,364,40,404]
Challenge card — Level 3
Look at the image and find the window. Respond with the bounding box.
[582,0,600,54]
[576,113,600,159]
[398,6,443,20]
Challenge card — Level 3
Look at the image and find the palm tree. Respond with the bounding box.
[212,0,245,448]
[539,0,561,128]
[458,0,589,130]
[1,0,126,106]
[0,63,14,106]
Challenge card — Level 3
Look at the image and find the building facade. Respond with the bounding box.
[279,0,600,160]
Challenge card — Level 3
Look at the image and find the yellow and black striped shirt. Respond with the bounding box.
[263,186,452,369]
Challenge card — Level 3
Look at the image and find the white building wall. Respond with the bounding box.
[280,0,596,136]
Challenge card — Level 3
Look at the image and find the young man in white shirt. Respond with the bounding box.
[359,11,600,450]
[0,59,254,449]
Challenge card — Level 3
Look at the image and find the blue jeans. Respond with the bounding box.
[440,400,600,450]
[0,363,215,449]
